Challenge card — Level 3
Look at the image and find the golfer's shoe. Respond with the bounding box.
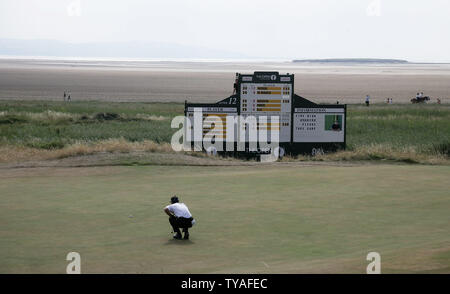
[183,232,189,240]
[173,232,182,240]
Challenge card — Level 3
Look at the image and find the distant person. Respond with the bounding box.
[390,98,393,104]
[437,98,441,104]
[63,91,67,101]
[67,92,71,102]
[233,73,238,94]
[336,100,339,104]
[365,95,370,106]
[164,196,195,240]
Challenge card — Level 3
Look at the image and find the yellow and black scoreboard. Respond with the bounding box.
[185,71,346,157]
[239,72,293,143]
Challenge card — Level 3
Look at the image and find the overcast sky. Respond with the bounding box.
[1,0,449,62]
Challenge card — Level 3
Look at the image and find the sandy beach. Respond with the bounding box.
[0,58,449,104]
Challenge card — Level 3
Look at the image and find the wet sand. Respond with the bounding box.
[0,58,449,104]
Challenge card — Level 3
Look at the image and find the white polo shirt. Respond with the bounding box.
[165,203,192,218]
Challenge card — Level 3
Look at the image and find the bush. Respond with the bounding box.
[94,112,121,121]
[430,142,450,157]
[26,140,66,150]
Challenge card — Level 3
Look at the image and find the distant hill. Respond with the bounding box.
[0,38,247,59]
[292,58,409,64]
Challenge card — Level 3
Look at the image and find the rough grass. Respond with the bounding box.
[0,100,183,117]
[346,104,450,152]
[287,144,450,165]
[0,101,449,164]
[0,138,174,163]
[0,110,169,123]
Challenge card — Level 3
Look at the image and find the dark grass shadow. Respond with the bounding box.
[164,238,195,246]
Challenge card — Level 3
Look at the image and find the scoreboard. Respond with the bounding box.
[184,71,346,157]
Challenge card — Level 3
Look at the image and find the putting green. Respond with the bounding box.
[0,164,449,273]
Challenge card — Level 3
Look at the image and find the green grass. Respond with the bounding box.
[0,100,449,162]
[0,164,449,273]
[0,100,183,117]
[0,101,183,148]
[346,104,450,155]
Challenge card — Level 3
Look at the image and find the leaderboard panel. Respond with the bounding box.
[185,106,238,144]
[293,108,345,143]
[240,82,292,143]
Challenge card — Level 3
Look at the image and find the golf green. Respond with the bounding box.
[1,164,449,273]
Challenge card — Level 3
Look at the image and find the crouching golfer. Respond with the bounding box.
[164,196,194,240]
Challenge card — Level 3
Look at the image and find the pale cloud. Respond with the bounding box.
[0,0,449,62]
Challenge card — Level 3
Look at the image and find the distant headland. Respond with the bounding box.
[292,58,409,64]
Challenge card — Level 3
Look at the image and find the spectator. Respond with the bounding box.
[233,73,238,94]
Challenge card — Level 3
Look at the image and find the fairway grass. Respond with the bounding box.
[1,164,449,273]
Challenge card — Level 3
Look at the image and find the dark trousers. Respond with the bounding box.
[169,216,193,234]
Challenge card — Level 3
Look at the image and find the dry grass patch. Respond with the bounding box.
[288,144,450,165]
[0,138,174,163]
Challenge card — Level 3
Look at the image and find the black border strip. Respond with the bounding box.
[1,274,447,292]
